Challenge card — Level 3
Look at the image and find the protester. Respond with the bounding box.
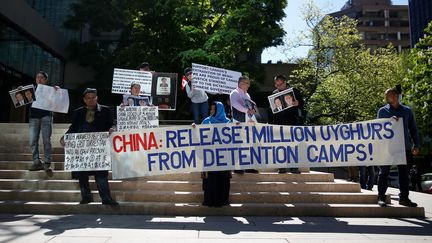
[359,166,375,190]
[268,74,304,174]
[224,97,232,119]
[199,101,231,207]
[229,76,258,174]
[122,82,152,106]
[138,62,151,72]
[184,67,209,124]
[377,88,420,207]
[60,88,118,206]
[27,71,58,172]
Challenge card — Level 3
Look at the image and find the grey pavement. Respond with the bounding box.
[1,186,431,243]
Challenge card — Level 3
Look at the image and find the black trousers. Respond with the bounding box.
[78,172,112,202]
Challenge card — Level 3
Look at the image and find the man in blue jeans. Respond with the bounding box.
[377,88,420,207]
[28,71,57,172]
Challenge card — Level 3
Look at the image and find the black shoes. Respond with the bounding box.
[102,199,119,206]
[79,198,93,204]
[377,196,387,207]
[399,198,418,207]
[29,163,44,171]
[245,169,259,174]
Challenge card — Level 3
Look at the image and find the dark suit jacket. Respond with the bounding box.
[65,104,113,179]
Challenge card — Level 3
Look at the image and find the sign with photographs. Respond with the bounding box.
[112,68,152,95]
[268,88,296,114]
[192,63,241,94]
[113,69,177,110]
[117,106,159,131]
[64,132,111,171]
[244,99,258,123]
[122,95,151,106]
[9,85,36,108]
[31,84,69,113]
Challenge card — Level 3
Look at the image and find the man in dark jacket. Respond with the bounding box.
[269,74,304,174]
[60,88,118,205]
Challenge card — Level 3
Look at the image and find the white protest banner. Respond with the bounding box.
[9,85,35,108]
[112,68,152,95]
[31,84,69,113]
[117,106,159,131]
[192,63,241,94]
[268,88,296,114]
[64,132,111,171]
[111,118,406,179]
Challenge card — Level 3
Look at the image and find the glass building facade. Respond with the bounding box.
[24,0,80,41]
[0,20,64,85]
[409,0,432,47]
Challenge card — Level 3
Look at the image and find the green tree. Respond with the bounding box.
[403,21,432,150]
[288,1,405,125]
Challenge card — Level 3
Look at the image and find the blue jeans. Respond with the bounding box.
[29,116,52,165]
[378,151,411,199]
[359,166,375,190]
[191,101,209,124]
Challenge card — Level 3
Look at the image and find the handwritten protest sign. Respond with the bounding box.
[117,106,159,131]
[64,132,111,171]
[9,85,35,108]
[268,88,296,114]
[111,118,406,179]
[31,84,69,113]
[192,63,241,94]
[112,68,152,95]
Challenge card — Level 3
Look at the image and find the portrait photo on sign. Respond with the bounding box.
[267,88,296,114]
[150,72,178,110]
[122,94,150,106]
[156,77,171,95]
[9,85,36,108]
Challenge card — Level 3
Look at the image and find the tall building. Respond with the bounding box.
[330,0,410,52]
[0,0,93,123]
[408,0,432,47]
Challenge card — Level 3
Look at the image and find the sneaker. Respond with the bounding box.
[399,198,418,207]
[43,163,52,172]
[377,196,387,207]
[79,198,93,204]
[102,199,119,206]
[29,163,44,171]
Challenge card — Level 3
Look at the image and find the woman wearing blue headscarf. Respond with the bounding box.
[201,101,231,207]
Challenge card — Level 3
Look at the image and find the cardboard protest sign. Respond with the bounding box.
[112,68,152,95]
[31,84,69,113]
[122,95,151,106]
[192,63,241,94]
[117,106,159,131]
[64,132,111,171]
[268,88,296,114]
[111,118,406,179]
[9,85,35,108]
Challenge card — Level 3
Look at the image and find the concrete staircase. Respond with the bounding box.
[0,123,425,217]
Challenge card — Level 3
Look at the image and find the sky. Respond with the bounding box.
[261,0,409,63]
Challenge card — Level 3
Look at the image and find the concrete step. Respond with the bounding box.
[0,201,424,217]
[0,123,71,130]
[0,153,64,162]
[0,147,64,153]
[0,169,334,182]
[0,179,360,192]
[0,189,388,204]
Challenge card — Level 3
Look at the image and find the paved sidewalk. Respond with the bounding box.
[1,187,431,243]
